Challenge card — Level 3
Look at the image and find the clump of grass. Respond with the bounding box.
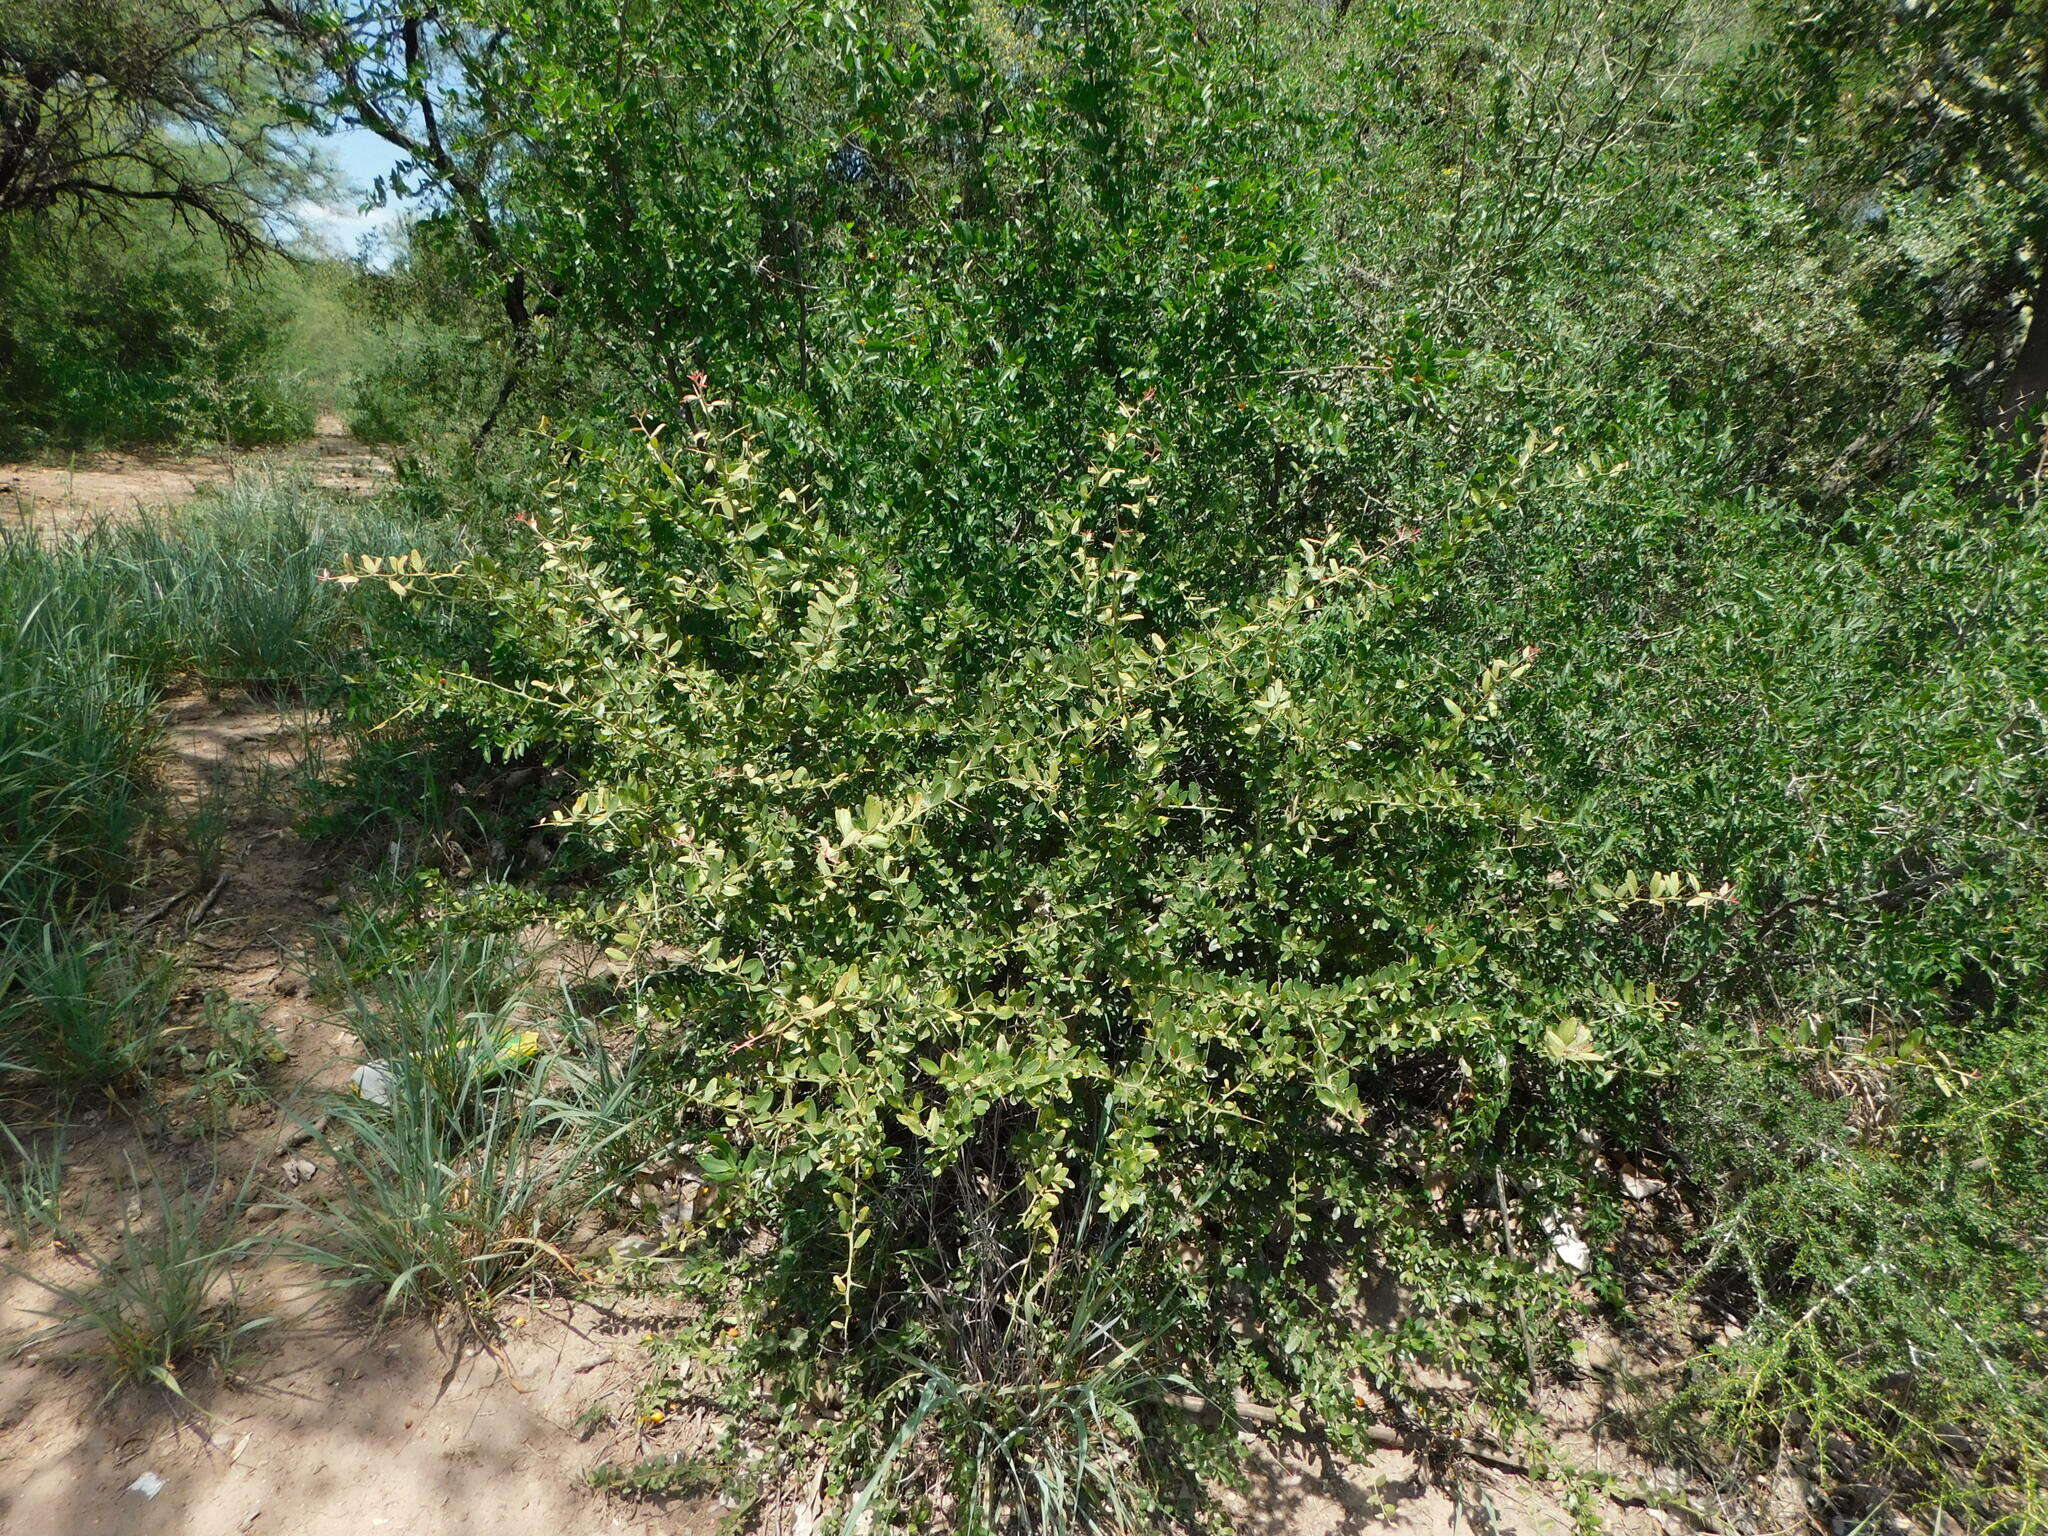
[0,533,162,925]
[12,1175,269,1400]
[0,480,441,931]
[874,1289,1187,1534]
[312,897,548,1142]
[0,1120,65,1244]
[107,476,342,692]
[788,1204,1204,1536]
[178,766,235,885]
[293,1043,612,1324]
[5,472,453,739]
[316,883,540,1002]
[295,909,634,1324]
[0,924,179,1100]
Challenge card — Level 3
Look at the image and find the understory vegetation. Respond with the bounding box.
[0,476,446,1102]
[3,0,2047,1532]
[0,230,304,452]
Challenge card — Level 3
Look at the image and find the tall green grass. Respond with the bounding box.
[99,474,452,694]
[0,1120,65,1245]
[0,929,179,1099]
[0,535,161,924]
[0,477,451,1100]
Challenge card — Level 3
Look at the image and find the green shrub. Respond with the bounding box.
[0,224,313,453]
[1660,1043,2048,1526]
[315,0,2048,1526]
[386,412,1684,1517]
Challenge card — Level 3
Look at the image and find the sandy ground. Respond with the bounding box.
[0,446,1734,1536]
[0,690,729,1536]
[0,415,391,536]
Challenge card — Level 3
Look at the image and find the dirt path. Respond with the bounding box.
[0,689,720,1536]
[0,415,392,536]
[0,440,710,1535]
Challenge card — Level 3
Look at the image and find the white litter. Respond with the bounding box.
[1542,1215,1592,1272]
[350,1061,395,1106]
[127,1471,166,1499]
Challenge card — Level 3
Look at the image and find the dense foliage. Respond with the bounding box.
[320,0,2048,1529]
[0,224,318,451]
[6,0,2046,1528]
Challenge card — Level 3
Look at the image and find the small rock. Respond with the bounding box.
[1621,1169,1668,1200]
[315,894,342,914]
[271,974,302,998]
[279,1157,318,1188]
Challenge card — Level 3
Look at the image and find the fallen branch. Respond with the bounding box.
[127,881,200,934]
[181,873,230,935]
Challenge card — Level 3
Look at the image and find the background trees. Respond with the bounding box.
[0,1,344,449]
[0,0,312,248]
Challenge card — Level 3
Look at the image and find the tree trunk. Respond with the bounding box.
[1995,272,2048,472]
